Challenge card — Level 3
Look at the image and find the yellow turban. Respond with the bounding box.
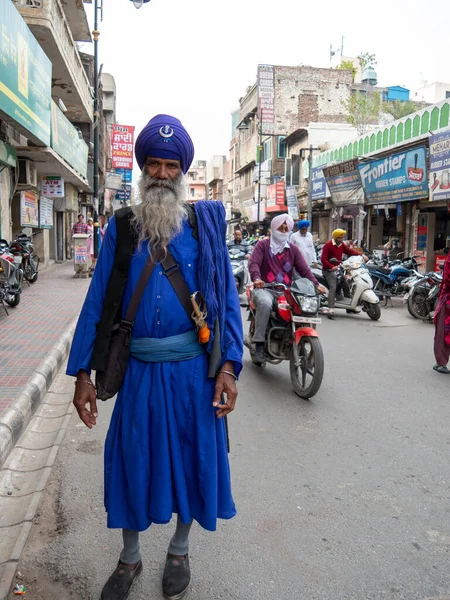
[332,228,347,239]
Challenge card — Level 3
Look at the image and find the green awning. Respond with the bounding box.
[0,141,17,168]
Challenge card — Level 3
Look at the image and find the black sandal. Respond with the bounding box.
[100,559,143,600]
[162,554,191,600]
[433,364,450,374]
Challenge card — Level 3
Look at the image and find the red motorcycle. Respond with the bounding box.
[244,279,324,399]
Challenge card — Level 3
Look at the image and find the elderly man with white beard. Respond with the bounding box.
[66,115,243,600]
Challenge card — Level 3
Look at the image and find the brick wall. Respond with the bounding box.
[273,65,353,133]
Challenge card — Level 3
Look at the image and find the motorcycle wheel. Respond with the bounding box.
[5,292,20,307]
[364,302,381,321]
[28,272,38,284]
[290,337,324,399]
[407,285,429,319]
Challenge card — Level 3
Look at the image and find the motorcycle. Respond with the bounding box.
[312,255,381,320]
[9,233,39,284]
[244,279,324,399]
[366,255,419,300]
[0,249,23,314]
[228,246,249,295]
[406,271,442,321]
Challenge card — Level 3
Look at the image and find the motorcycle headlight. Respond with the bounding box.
[297,295,319,313]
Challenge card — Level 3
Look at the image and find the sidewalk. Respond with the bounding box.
[0,262,90,413]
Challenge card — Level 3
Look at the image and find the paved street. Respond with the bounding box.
[6,305,450,600]
[0,263,90,413]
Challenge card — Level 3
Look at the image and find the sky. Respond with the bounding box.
[81,0,450,166]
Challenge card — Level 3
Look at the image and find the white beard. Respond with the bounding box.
[132,171,187,253]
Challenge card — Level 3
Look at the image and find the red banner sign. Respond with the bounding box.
[111,124,135,169]
[266,181,286,213]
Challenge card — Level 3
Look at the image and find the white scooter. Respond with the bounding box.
[311,255,381,321]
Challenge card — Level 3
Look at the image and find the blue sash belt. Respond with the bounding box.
[130,330,204,363]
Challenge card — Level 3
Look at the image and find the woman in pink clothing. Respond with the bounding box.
[86,218,94,262]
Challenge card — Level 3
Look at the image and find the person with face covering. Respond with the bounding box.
[248,214,326,364]
[321,228,366,319]
[66,115,243,600]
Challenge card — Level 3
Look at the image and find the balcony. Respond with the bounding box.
[15,0,93,123]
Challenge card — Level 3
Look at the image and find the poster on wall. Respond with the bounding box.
[358,146,428,205]
[111,125,135,170]
[74,244,87,264]
[20,190,39,227]
[323,159,364,206]
[39,197,53,228]
[429,131,450,201]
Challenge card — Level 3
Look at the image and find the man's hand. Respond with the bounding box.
[316,284,327,294]
[312,261,319,269]
[362,254,369,263]
[332,266,339,271]
[73,370,98,429]
[253,279,265,289]
[213,362,238,418]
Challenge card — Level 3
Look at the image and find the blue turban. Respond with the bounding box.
[134,114,194,174]
[297,220,310,229]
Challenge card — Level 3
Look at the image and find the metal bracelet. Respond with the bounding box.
[75,380,96,389]
[218,370,237,381]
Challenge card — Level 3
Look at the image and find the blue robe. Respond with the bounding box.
[67,216,243,532]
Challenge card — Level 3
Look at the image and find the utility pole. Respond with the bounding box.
[256,123,263,237]
[92,0,100,260]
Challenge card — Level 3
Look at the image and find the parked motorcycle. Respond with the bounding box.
[244,279,324,399]
[0,249,23,313]
[312,255,381,320]
[366,255,419,299]
[406,272,442,320]
[9,233,39,284]
[228,246,249,295]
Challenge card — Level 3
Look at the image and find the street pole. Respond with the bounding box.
[92,0,100,260]
[307,144,313,224]
[256,123,262,237]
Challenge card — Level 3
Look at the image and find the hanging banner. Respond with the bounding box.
[358,146,428,205]
[429,132,450,202]
[115,168,132,183]
[285,186,299,219]
[257,65,275,135]
[266,181,286,213]
[111,125,135,170]
[41,175,64,198]
[39,197,53,228]
[323,159,364,206]
[311,167,331,201]
[20,190,39,227]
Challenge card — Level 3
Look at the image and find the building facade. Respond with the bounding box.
[186,160,207,202]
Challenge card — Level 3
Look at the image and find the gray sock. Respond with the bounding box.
[168,516,193,556]
[120,529,141,564]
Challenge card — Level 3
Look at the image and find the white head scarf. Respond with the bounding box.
[270,214,294,255]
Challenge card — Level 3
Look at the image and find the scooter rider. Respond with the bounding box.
[227,229,252,258]
[249,214,326,364]
[321,229,368,318]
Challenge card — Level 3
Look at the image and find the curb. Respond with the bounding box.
[0,319,77,469]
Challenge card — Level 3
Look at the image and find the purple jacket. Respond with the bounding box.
[249,238,318,286]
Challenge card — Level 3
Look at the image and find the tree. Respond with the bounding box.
[342,90,381,136]
[336,60,357,82]
[383,100,420,120]
[357,52,377,71]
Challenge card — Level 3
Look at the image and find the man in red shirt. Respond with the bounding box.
[321,229,367,318]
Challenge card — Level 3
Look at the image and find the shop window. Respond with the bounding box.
[277,136,287,159]
[190,188,195,197]
[263,139,272,162]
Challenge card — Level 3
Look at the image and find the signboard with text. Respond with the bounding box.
[41,175,64,198]
[258,65,275,135]
[358,146,428,205]
[112,125,135,169]
[266,181,286,213]
[20,190,39,227]
[39,197,53,228]
[51,101,88,178]
[323,159,364,206]
[115,168,132,183]
[0,2,52,145]
[429,131,450,202]
[285,186,299,219]
[311,167,330,201]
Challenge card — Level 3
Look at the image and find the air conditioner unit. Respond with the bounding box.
[17,159,38,189]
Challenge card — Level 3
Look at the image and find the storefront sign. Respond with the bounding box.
[115,168,132,183]
[51,101,88,178]
[41,175,64,198]
[105,173,123,191]
[116,184,132,201]
[311,167,330,201]
[266,181,286,212]
[0,2,52,146]
[20,190,39,227]
[112,125,135,169]
[285,186,299,219]
[358,146,428,205]
[323,159,364,206]
[258,65,275,135]
[39,197,53,228]
[429,131,450,201]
